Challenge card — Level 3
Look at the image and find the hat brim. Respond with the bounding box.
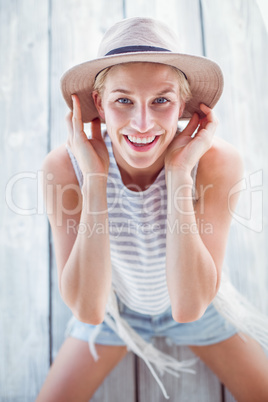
[60,52,223,123]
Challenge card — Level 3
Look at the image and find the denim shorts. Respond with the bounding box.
[67,296,237,347]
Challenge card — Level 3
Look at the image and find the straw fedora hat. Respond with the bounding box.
[60,17,223,123]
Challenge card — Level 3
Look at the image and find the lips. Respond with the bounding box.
[124,135,159,151]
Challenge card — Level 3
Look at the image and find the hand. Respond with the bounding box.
[165,104,218,174]
[66,94,110,176]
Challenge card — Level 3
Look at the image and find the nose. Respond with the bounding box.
[130,104,155,133]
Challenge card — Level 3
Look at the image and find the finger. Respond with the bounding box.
[200,103,212,115]
[180,112,199,137]
[198,121,217,137]
[199,104,218,130]
[199,103,218,124]
[197,117,217,135]
[66,111,73,136]
[65,111,74,148]
[72,94,84,134]
[91,118,102,140]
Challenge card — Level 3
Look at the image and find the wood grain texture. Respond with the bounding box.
[201,1,268,400]
[201,0,268,318]
[0,0,50,400]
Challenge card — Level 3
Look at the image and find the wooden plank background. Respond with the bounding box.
[1,0,267,401]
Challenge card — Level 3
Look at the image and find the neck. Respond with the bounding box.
[112,146,164,191]
[118,165,163,191]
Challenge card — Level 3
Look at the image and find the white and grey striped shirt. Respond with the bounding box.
[67,132,198,316]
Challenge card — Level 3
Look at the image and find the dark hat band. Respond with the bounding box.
[105,45,171,56]
[104,45,187,79]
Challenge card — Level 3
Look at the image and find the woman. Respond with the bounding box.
[37,17,268,401]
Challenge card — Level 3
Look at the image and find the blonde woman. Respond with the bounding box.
[38,17,268,401]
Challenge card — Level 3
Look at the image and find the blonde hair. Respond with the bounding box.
[93,63,192,103]
[93,67,112,95]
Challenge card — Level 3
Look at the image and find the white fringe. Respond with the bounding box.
[104,290,197,400]
[213,272,268,351]
[88,325,102,361]
[64,315,77,338]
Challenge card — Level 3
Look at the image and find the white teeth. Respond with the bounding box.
[127,135,156,144]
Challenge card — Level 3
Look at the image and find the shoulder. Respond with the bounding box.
[42,144,79,186]
[42,144,81,218]
[196,137,244,190]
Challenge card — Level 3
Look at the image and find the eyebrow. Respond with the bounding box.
[111,89,132,94]
[156,87,177,96]
[110,87,177,95]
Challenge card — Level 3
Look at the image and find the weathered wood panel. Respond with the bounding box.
[0,0,50,400]
[202,0,268,338]
[201,1,268,400]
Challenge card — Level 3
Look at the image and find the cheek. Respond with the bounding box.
[161,109,179,131]
[160,104,180,121]
[105,107,128,126]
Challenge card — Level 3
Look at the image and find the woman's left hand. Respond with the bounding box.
[164,103,218,174]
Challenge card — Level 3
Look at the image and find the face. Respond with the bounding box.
[93,62,184,175]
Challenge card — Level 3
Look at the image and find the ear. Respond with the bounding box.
[92,91,105,121]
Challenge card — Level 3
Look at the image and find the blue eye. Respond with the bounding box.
[118,98,131,104]
[154,97,168,104]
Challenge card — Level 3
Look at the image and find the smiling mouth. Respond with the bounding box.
[127,135,156,146]
[123,135,159,150]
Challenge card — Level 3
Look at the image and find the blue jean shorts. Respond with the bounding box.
[67,296,237,347]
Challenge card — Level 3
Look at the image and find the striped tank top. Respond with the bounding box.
[67,132,198,316]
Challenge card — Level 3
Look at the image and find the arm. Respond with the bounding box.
[43,95,111,324]
[165,105,243,323]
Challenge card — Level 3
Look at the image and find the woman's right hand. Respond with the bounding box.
[66,94,110,176]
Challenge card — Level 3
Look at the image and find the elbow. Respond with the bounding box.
[73,309,105,325]
[171,304,206,324]
[71,301,106,325]
[61,291,106,325]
